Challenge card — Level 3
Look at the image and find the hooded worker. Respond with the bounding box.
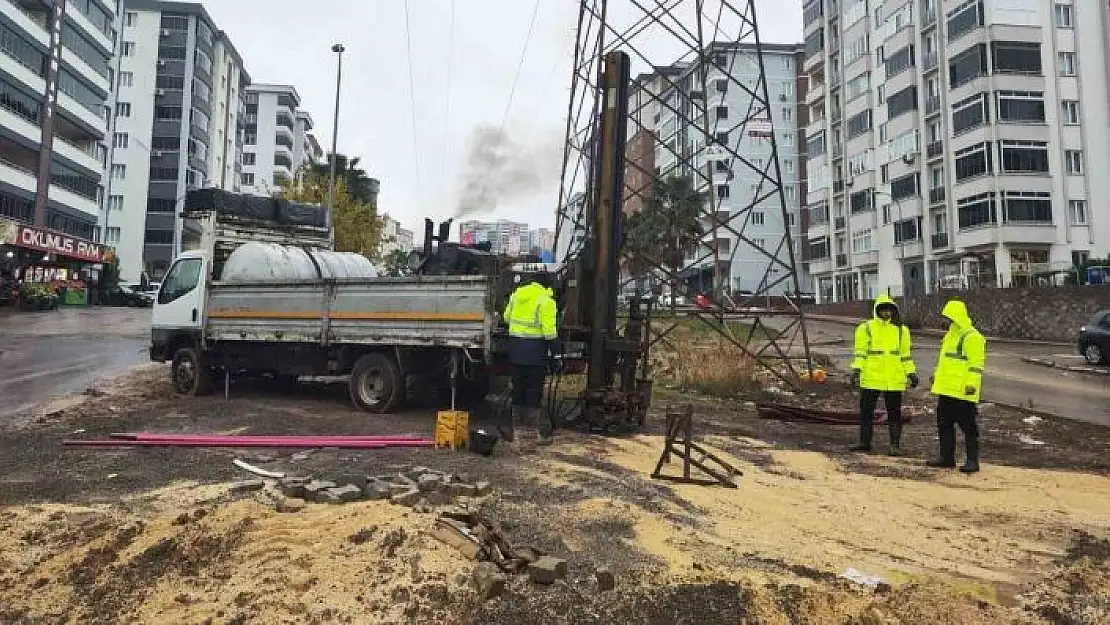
[501,272,559,448]
[927,299,986,473]
[849,293,918,455]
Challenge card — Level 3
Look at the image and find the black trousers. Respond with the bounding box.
[511,364,546,410]
[936,395,979,460]
[859,389,903,446]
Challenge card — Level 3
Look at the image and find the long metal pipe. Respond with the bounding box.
[110,433,423,441]
[64,439,434,449]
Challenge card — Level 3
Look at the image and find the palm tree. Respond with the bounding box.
[623,175,708,277]
[311,154,379,208]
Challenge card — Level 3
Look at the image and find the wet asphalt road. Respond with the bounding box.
[792,317,1110,427]
[0,307,151,420]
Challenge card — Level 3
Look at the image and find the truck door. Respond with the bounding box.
[152,256,207,332]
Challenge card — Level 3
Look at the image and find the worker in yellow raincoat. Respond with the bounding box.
[850,293,919,456]
[927,299,986,473]
[502,272,559,448]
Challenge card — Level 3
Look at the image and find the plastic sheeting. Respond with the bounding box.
[220,242,379,282]
[184,189,326,227]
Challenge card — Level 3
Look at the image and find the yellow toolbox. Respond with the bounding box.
[434,410,470,450]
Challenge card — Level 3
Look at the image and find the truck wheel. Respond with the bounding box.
[171,347,212,396]
[350,352,403,413]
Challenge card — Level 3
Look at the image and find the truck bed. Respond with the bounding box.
[204,275,491,350]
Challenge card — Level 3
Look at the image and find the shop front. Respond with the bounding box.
[0,217,113,310]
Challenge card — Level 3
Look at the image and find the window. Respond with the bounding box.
[149,167,179,181]
[111,164,126,180]
[783,159,794,174]
[851,228,873,253]
[155,106,183,120]
[121,41,135,56]
[996,90,1045,123]
[1068,200,1088,225]
[888,129,919,162]
[1058,52,1077,76]
[148,198,176,213]
[112,133,128,148]
[781,132,794,146]
[156,75,185,90]
[244,133,257,145]
[751,211,766,226]
[847,149,872,176]
[158,258,202,305]
[808,237,830,260]
[884,45,915,78]
[1000,140,1049,174]
[850,190,873,214]
[886,86,918,119]
[991,42,1042,75]
[845,35,870,65]
[241,172,255,185]
[106,195,123,211]
[118,71,133,88]
[151,136,181,151]
[161,14,190,30]
[929,166,944,190]
[804,30,824,59]
[1065,150,1083,174]
[781,108,792,121]
[846,72,870,101]
[952,93,988,134]
[1054,3,1074,27]
[954,142,993,181]
[949,44,988,89]
[242,152,256,166]
[1002,191,1052,223]
[124,11,138,27]
[104,227,121,244]
[194,48,213,75]
[193,78,211,102]
[715,131,729,146]
[115,102,131,117]
[847,110,872,139]
[803,0,823,27]
[716,184,730,199]
[933,212,948,235]
[957,192,997,229]
[1062,100,1080,124]
[806,132,826,159]
[890,173,920,201]
[893,218,920,244]
[715,79,728,93]
[715,106,728,120]
[947,0,984,41]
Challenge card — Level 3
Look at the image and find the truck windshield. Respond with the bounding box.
[159,259,203,304]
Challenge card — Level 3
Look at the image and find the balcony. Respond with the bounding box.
[931,232,949,249]
[835,216,846,230]
[853,250,879,266]
[923,51,938,72]
[0,156,37,194]
[833,179,845,194]
[0,104,40,145]
[928,187,945,204]
[67,3,115,54]
[275,123,294,141]
[49,183,99,218]
[61,51,110,96]
[56,92,106,136]
[926,141,944,160]
[8,2,50,46]
[52,135,102,173]
[925,95,941,115]
[809,257,833,275]
[836,253,849,268]
[806,83,827,106]
[832,144,843,159]
[922,4,937,28]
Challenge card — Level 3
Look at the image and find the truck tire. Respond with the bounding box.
[350,352,403,413]
[171,347,213,396]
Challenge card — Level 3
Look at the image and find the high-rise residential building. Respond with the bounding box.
[802,0,1110,303]
[458,219,531,255]
[241,84,317,195]
[108,0,249,282]
[1,0,119,251]
[555,191,587,263]
[529,227,554,256]
[380,215,414,256]
[293,110,318,172]
[634,43,810,295]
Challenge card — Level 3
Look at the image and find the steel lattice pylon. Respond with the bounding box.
[555,0,814,386]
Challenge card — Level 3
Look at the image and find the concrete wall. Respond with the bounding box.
[807,286,1110,341]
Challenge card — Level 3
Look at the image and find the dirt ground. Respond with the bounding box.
[1,366,1109,624]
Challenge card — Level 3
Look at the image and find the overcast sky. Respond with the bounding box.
[205,1,804,235]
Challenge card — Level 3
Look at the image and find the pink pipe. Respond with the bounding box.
[63,439,434,449]
[110,433,424,441]
[118,437,432,445]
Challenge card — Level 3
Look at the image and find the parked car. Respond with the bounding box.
[694,293,712,310]
[106,285,154,308]
[1078,309,1110,365]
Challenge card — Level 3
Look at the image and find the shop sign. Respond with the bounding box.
[0,218,107,263]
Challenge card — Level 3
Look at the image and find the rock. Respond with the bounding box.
[528,556,568,585]
[228,479,265,493]
[414,503,432,514]
[388,482,415,496]
[279,477,311,499]
[394,474,417,487]
[364,481,393,501]
[326,484,363,503]
[472,562,507,600]
[474,481,492,496]
[418,473,444,492]
[979,402,996,414]
[391,488,421,507]
[452,472,471,485]
[449,483,478,497]
[334,474,369,490]
[274,497,306,513]
[407,466,433,480]
[304,480,337,501]
[595,567,615,591]
[424,490,453,506]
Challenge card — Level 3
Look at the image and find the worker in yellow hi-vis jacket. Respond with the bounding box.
[927,299,987,474]
[850,294,919,456]
[501,272,559,448]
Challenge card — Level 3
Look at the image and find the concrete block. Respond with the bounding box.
[528,556,568,585]
[279,477,312,499]
[595,567,615,591]
[228,479,265,494]
[390,488,421,507]
[407,466,433,480]
[394,474,417,487]
[474,481,492,496]
[364,482,393,501]
[388,482,415,496]
[326,484,363,503]
[334,474,369,490]
[418,473,444,492]
[274,497,306,513]
[472,562,507,601]
[304,480,337,502]
[449,483,478,497]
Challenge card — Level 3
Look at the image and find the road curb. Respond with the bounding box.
[1020,356,1110,377]
[804,314,1073,348]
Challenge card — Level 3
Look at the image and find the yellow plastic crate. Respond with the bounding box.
[434,410,470,450]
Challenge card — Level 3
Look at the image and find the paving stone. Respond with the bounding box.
[316,490,343,504]
[474,481,492,496]
[304,480,337,502]
[279,477,312,499]
[390,488,421,507]
[334,474,369,490]
[364,482,393,501]
[394,474,417,487]
[326,484,363,503]
[449,483,478,497]
[472,562,508,600]
[407,466,433,480]
[595,567,616,591]
[274,497,306,513]
[388,482,415,496]
[228,479,265,493]
[528,556,568,585]
[417,473,444,492]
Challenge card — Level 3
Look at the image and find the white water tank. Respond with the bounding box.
[220,242,379,282]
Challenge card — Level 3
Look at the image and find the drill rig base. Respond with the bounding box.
[651,404,740,488]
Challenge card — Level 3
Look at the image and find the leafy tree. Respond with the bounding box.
[381,248,411,277]
[622,175,708,277]
[279,165,385,259]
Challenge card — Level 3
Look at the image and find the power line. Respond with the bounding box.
[500,0,542,130]
[442,0,456,173]
[403,0,423,194]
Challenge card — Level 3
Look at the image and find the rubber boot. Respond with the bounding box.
[926,428,956,468]
[534,408,554,446]
[499,405,524,443]
[887,421,904,457]
[960,437,980,474]
[849,422,873,452]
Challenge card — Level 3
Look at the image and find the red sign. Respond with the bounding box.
[16,225,107,263]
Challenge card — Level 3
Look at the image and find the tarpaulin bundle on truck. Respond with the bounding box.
[184,189,325,227]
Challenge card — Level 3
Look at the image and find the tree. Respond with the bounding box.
[622,175,708,278]
[309,154,379,209]
[279,165,385,259]
[381,248,411,277]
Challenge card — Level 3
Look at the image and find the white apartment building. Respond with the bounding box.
[458,219,531,255]
[380,214,414,256]
[554,191,587,263]
[107,0,249,282]
[240,83,316,195]
[637,43,811,295]
[802,0,1110,303]
[1,0,118,246]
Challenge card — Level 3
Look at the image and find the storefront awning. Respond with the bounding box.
[0,217,113,264]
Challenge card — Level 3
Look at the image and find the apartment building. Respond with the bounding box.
[637,42,810,295]
[802,0,1110,303]
[1,0,119,247]
[380,214,414,256]
[107,0,249,282]
[293,110,322,172]
[240,83,319,195]
[458,219,531,255]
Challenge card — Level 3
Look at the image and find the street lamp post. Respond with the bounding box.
[326,43,345,251]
